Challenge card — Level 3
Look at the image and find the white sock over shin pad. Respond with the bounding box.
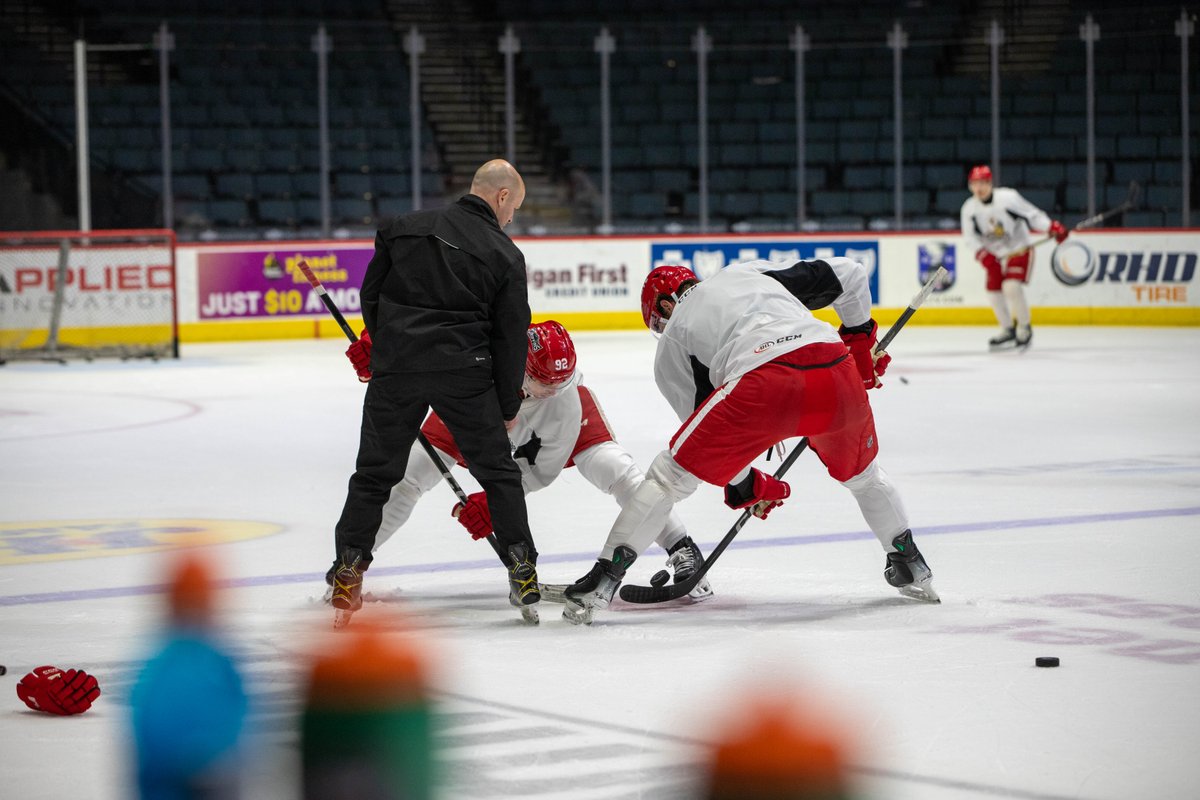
[987,290,1011,329]
[599,450,699,560]
[840,461,909,550]
[373,446,445,550]
[573,442,690,552]
[1001,279,1031,330]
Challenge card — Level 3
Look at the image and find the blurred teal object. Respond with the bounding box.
[130,631,248,799]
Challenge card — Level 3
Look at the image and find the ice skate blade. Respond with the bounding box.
[687,580,715,602]
[562,591,610,624]
[333,607,355,628]
[897,582,941,603]
[561,601,594,626]
[510,594,541,625]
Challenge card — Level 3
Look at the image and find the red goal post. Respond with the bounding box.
[0,228,178,362]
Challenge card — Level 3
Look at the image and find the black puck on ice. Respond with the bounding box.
[650,570,670,588]
[0,664,6,676]
[1035,657,1060,668]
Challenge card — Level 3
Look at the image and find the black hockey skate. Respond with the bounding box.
[331,548,365,628]
[322,561,338,603]
[884,531,939,603]
[562,546,636,625]
[988,327,1017,350]
[506,544,541,625]
[666,536,714,601]
[1015,325,1033,350]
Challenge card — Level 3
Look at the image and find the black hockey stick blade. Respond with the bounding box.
[1116,180,1141,216]
[618,265,946,605]
[619,439,810,604]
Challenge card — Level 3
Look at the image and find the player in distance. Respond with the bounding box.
[961,164,1069,350]
[561,258,939,625]
[328,319,713,624]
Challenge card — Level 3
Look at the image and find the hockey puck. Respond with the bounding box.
[899,376,910,384]
[650,570,670,588]
[1035,656,1060,668]
[0,665,6,676]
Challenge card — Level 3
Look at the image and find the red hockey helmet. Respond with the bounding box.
[525,320,576,385]
[641,266,698,333]
[967,164,993,183]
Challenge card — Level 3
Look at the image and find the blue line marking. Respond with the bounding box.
[2,505,1198,607]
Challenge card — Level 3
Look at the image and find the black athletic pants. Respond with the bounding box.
[334,368,534,565]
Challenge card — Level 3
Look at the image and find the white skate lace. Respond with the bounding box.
[667,546,698,580]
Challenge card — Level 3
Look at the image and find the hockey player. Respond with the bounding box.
[960,164,1069,350]
[328,319,712,625]
[561,258,939,625]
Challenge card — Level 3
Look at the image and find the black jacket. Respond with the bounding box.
[361,194,531,419]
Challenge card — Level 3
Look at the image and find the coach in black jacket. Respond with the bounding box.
[329,159,538,627]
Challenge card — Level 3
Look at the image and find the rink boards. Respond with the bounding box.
[173,228,1200,341]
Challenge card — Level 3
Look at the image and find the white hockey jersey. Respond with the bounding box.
[960,187,1053,258]
[505,371,584,493]
[653,257,872,422]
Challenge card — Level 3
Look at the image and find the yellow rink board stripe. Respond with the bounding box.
[6,307,1197,350]
[167,306,1200,342]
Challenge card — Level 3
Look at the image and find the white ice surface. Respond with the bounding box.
[1,326,1198,800]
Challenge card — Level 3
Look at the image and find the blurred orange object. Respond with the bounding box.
[305,620,427,708]
[705,697,853,800]
[168,552,216,625]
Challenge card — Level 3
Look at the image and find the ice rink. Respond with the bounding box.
[2,325,1198,799]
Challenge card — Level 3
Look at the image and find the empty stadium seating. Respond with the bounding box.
[0,0,1194,235]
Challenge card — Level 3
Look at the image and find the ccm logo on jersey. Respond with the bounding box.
[754,334,803,354]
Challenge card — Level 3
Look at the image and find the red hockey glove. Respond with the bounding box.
[724,468,791,520]
[17,666,101,716]
[345,329,372,383]
[1048,220,1069,243]
[52,668,101,714]
[975,248,1002,272]
[839,319,892,390]
[451,491,493,540]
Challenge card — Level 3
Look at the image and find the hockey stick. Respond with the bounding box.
[295,259,511,564]
[416,435,512,563]
[619,266,948,605]
[1016,180,1142,256]
[297,259,358,341]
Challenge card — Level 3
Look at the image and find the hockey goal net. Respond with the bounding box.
[0,229,178,362]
